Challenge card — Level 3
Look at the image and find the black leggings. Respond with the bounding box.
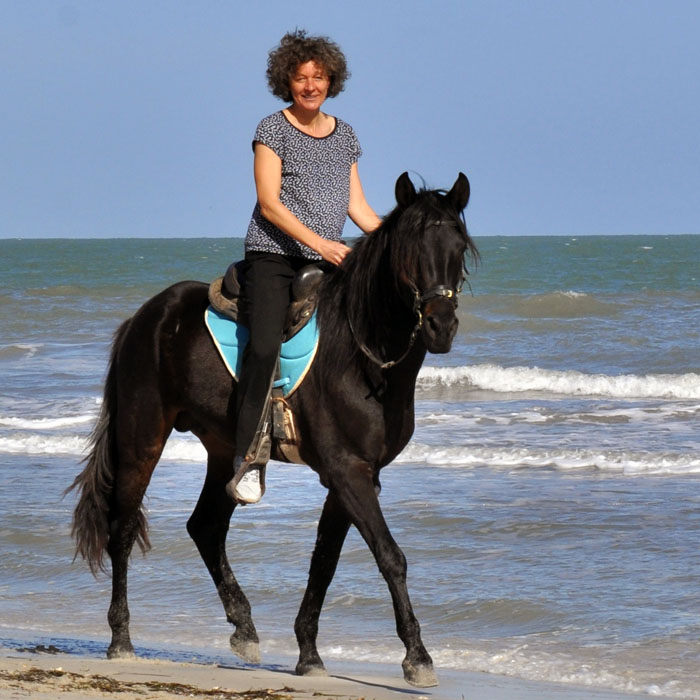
[234,251,313,459]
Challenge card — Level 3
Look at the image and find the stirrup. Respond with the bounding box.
[226,457,266,505]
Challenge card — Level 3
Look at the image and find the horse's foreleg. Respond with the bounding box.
[294,491,350,677]
[187,455,260,663]
[331,465,438,688]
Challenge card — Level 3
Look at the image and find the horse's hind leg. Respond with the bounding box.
[294,491,350,677]
[107,438,167,658]
[187,452,260,663]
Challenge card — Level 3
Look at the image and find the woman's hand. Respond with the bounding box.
[316,238,351,266]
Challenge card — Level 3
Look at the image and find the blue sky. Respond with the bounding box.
[2,0,699,238]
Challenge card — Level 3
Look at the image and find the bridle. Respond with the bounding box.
[349,220,466,370]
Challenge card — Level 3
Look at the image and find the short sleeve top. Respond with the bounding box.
[245,111,362,259]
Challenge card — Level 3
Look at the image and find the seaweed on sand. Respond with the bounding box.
[0,666,297,699]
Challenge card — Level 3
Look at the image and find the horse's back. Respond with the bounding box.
[121,281,207,341]
[114,280,213,391]
[133,280,208,319]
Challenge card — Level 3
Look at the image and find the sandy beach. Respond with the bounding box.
[0,649,656,700]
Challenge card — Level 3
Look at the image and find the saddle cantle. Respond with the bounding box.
[208,261,324,340]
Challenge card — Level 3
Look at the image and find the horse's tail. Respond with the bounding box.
[66,318,150,575]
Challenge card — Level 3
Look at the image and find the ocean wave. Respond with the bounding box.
[25,285,92,298]
[2,424,697,476]
[306,639,700,698]
[427,643,700,699]
[161,439,207,462]
[419,364,700,399]
[0,435,89,456]
[0,433,206,462]
[419,401,700,431]
[482,290,619,318]
[0,344,42,360]
[396,443,700,476]
[0,415,95,430]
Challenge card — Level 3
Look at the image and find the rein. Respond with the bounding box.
[350,277,464,371]
[348,286,423,371]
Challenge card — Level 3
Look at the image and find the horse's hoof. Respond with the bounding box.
[106,644,135,660]
[403,662,439,688]
[295,662,328,677]
[229,635,261,664]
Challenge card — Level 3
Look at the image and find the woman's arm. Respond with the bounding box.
[253,142,350,265]
[348,162,382,234]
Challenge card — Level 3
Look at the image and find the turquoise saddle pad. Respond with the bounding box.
[204,307,319,397]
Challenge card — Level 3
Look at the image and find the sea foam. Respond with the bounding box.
[4,433,695,475]
[396,443,700,475]
[0,434,88,456]
[0,415,95,429]
[0,433,206,461]
[0,343,42,359]
[419,364,700,399]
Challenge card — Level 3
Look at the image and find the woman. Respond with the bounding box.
[228,30,381,504]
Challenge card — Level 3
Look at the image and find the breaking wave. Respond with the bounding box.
[0,432,206,462]
[396,442,700,476]
[0,415,94,429]
[498,290,619,318]
[419,364,700,399]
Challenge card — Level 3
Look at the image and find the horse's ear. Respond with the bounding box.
[395,172,417,208]
[447,172,470,211]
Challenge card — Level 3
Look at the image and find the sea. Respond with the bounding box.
[1,235,699,698]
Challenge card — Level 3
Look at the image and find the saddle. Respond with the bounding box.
[207,261,326,466]
[208,261,324,340]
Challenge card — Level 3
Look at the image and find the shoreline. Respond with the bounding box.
[0,648,657,700]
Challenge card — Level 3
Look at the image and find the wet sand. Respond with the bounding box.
[0,650,656,700]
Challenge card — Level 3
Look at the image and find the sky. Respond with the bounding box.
[2,0,699,238]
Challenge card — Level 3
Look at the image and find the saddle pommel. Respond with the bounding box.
[291,265,324,302]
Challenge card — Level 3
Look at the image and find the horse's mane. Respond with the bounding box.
[315,187,478,380]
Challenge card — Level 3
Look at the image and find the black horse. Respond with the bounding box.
[69,172,477,688]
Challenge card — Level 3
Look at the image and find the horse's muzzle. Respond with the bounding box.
[422,299,458,353]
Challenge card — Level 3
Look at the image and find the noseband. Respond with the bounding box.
[418,284,461,305]
[351,221,465,370]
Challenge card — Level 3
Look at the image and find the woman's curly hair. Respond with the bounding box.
[266,30,349,102]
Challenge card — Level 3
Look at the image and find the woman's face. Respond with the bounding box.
[289,60,330,112]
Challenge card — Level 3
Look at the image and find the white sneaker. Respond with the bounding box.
[234,467,263,504]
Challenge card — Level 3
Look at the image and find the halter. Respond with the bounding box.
[350,219,466,370]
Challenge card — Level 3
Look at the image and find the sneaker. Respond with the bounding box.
[233,466,263,504]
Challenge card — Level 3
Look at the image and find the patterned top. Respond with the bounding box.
[245,110,362,259]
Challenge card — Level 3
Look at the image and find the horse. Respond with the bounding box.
[68,171,478,688]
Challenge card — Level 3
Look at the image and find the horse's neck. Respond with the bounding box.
[316,261,426,389]
[366,339,427,401]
